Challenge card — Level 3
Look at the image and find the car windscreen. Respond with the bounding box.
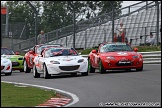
[1,48,15,55]
[36,45,62,54]
[36,45,49,54]
[100,44,133,52]
[49,48,78,57]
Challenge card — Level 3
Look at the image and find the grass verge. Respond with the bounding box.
[1,82,63,107]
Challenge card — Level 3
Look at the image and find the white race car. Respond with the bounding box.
[33,47,88,79]
[1,55,12,76]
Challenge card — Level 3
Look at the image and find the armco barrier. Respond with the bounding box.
[81,51,161,64]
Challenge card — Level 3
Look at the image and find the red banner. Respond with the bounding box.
[1,7,6,15]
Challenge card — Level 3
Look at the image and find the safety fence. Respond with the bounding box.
[6,1,161,52]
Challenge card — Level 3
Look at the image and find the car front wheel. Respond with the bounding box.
[44,64,51,79]
[20,69,24,72]
[5,70,12,76]
[88,58,95,73]
[33,64,40,78]
[136,64,143,71]
[99,60,106,74]
[81,71,88,76]
[24,60,31,73]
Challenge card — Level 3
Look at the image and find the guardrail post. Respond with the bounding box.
[144,27,147,45]
[66,35,67,47]
[84,30,87,50]
[156,1,159,46]
[128,6,130,14]
[19,44,21,52]
[146,1,148,10]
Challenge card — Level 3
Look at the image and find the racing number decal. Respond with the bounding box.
[38,59,42,67]
[94,55,99,65]
[35,56,41,68]
[34,56,39,64]
[29,56,33,64]
[38,57,43,70]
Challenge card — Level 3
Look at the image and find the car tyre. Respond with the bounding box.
[88,58,95,73]
[33,64,40,78]
[24,60,31,73]
[5,70,12,76]
[81,71,88,76]
[20,69,24,72]
[44,64,51,79]
[99,60,106,74]
[136,64,143,71]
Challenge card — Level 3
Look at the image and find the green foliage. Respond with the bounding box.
[5,1,122,33]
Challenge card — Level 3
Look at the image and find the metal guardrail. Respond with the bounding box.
[80,51,161,64]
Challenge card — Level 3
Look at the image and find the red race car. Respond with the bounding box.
[23,44,62,73]
[88,42,143,74]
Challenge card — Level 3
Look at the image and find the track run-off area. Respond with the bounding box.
[1,64,161,107]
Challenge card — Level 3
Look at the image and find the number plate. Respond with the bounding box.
[118,61,131,64]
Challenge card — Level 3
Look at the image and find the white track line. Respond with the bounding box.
[1,81,79,107]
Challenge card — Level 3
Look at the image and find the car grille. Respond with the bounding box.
[1,66,4,70]
[12,62,20,66]
[59,65,80,71]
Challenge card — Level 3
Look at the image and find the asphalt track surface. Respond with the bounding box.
[1,64,161,107]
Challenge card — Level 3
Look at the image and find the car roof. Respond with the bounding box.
[42,47,75,52]
[1,47,13,51]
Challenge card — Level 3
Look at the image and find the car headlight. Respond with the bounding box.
[18,57,23,60]
[107,56,115,60]
[132,55,139,58]
[50,60,60,64]
[78,59,84,63]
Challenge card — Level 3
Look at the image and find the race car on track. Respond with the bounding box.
[88,42,143,74]
[1,47,24,72]
[1,56,12,76]
[23,44,63,73]
[33,47,88,79]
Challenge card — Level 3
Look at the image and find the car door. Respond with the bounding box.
[37,50,47,72]
[34,55,41,72]
[89,49,99,68]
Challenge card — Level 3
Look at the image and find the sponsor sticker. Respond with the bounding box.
[117,52,127,55]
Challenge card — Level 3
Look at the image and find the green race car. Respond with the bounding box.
[1,47,24,72]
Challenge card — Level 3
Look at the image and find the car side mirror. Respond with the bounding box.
[15,52,19,55]
[92,50,97,53]
[134,48,138,52]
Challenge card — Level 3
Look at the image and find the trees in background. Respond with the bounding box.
[2,1,122,34]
